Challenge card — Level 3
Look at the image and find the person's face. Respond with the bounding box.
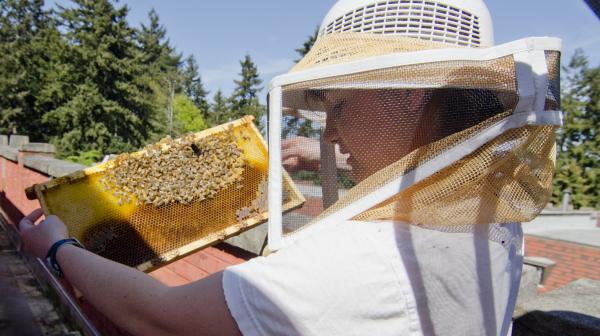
[321,89,432,182]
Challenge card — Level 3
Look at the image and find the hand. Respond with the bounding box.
[18,209,68,259]
[282,137,352,173]
[282,137,321,172]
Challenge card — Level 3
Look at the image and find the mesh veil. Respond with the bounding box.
[274,33,561,238]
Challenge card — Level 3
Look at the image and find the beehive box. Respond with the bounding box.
[28,116,304,272]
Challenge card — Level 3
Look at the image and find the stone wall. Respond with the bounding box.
[0,135,85,224]
[525,236,600,292]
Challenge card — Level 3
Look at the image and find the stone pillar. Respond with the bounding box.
[8,135,29,148]
[561,188,572,211]
[17,143,56,167]
[524,256,556,287]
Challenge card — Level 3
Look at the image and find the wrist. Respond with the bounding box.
[44,236,68,255]
[45,238,85,277]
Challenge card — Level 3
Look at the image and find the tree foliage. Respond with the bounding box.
[65,149,103,166]
[0,1,263,159]
[137,9,180,73]
[284,26,320,138]
[229,54,265,127]
[552,49,600,209]
[295,25,319,62]
[42,0,158,156]
[181,55,209,117]
[173,93,206,136]
[136,8,181,141]
[0,0,62,140]
[208,89,230,126]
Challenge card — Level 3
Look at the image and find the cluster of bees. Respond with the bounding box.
[100,130,245,207]
[236,178,268,223]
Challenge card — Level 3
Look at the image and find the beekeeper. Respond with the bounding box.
[19,0,562,335]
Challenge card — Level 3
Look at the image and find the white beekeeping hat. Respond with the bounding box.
[266,0,562,250]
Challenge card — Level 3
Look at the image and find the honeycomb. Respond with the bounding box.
[99,129,245,207]
[29,117,305,271]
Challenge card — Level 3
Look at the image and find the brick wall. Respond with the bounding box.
[0,146,253,278]
[0,156,48,222]
[0,140,253,335]
[525,235,600,292]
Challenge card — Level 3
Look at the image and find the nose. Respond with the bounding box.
[322,117,339,144]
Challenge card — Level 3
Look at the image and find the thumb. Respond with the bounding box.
[282,157,300,172]
[18,208,44,232]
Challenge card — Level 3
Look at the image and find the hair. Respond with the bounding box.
[304,89,327,110]
[306,87,510,126]
[428,88,513,139]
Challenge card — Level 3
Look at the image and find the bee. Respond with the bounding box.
[100,128,247,208]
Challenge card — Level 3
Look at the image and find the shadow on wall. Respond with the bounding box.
[513,310,600,336]
[0,191,25,225]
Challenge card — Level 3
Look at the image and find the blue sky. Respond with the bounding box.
[49,1,600,102]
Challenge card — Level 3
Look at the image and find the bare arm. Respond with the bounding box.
[19,210,241,336]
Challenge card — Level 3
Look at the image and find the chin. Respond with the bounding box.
[349,170,365,183]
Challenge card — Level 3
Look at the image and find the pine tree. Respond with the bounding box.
[284,26,320,138]
[181,55,209,117]
[0,0,62,140]
[44,0,156,156]
[294,26,319,62]
[136,8,181,140]
[208,89,230,126]
[230,54,265,126]
[137,9,180,73]
[552,49,600,209]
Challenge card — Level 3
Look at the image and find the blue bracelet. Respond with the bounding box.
[45,238,84,277]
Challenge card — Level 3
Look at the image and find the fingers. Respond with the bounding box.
[281,137,321,172]
[282,157,300,172]
[282,145,304,161]
[281,136,311,150]
[18,217,33,232]
[281,148,299,160]
[281,137,316,159]
[281,139,300,159]
[18,208,44,232]
[26,208,44,223]
[281,138,294,149]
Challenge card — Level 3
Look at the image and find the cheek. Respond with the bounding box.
[351,111,418,163]
[336,109,383,153]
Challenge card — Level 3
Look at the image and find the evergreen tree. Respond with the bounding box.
[0,0,62,140]
[137,9,180,72]
[44,0,156,156]
[208,89,230,126]
[294,26,319,62]
[230,54,265,126]
[181,55,209,117]
[284,26,320,138]
[552,49,600,209]
[136,8,181,140]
